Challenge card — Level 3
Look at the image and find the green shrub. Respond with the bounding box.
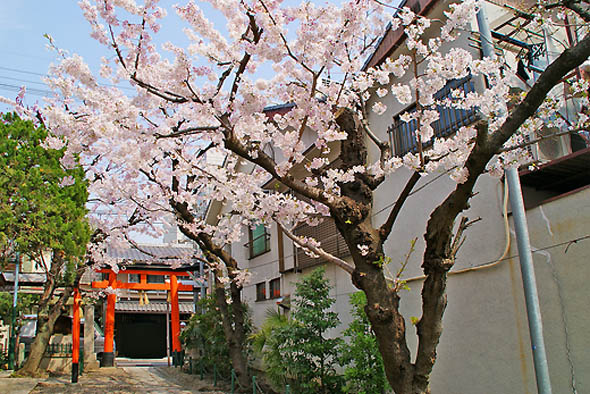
[262,268,344,393]
[181,294,248,378]
[340,292,390,394]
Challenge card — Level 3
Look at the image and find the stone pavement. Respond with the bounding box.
[1,366,229,394]
[0,370,40,394]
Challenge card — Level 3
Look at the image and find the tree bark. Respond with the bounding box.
[18,288,72,376]
[17,252,64,376]
[332,109,417,393]
[213,279,250,390]
[17,253,85,376]
[172,204,251,390]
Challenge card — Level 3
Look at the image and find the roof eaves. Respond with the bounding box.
[362,0,439,71]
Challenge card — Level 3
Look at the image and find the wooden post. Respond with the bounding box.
[170,274,181,365]
[101,272,116,367]
[72,287,81,383]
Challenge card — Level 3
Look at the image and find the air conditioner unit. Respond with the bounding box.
[526,125,572,163]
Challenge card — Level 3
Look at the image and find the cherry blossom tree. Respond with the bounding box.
[7,0,590,392]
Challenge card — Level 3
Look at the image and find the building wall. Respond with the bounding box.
[525,187,590,393]
[214,1,590,392]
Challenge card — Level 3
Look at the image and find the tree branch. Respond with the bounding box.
[229,13,262,104]
[564,0,590,21]
[154,125,219,139]
[276,221,354,274]
[222,128,336,208]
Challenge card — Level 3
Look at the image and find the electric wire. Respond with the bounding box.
[0,82,53,97]
[0,65,136,91]
[0,75,47,86]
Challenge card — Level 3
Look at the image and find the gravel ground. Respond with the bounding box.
[28,366,230,393]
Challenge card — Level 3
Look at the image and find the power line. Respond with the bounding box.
[1,49,54,61]
[0,83,52,97]
[0,66,46,77]
[0,65,136,91]
[0,75,47,86]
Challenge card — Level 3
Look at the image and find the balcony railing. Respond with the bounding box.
[388,77,478,156]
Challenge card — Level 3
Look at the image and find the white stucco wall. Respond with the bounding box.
[210,1,589,392]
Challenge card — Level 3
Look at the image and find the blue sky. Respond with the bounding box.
[0,1,103,106]
[0,1,194,110]
[0,0,384,111]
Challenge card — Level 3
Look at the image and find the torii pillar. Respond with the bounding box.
[71,287,81,383]
[101,272,117,367]
[170,274,182,366]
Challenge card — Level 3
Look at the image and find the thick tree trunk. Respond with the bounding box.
[342,224,416,394]
[174,205,251,389]
[214,281,250,389]
[333,109,418,393]
[17,253,85,377]
[18,289,71,376]
[17,252,65,375]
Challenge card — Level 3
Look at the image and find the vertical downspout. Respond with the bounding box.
[506,170,552,394]
[476,6,552,394]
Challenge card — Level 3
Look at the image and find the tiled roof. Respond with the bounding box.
[115,300,195,314]
[1,272,46,285]
[106,244,195,262]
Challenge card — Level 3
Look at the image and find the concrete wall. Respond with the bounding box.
[214,1,590,392]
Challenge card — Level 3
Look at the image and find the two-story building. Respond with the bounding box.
[205,1,590,392]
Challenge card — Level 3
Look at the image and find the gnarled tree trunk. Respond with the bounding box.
[18,288,72,376]
[18,253,84,376]
[213,279,250,389]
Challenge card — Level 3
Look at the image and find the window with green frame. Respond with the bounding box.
[249,224,270,258]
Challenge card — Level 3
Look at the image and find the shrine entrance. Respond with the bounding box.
[116,313,166,358]
[91,269,193,367]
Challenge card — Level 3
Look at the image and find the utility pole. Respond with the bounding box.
[8,252,20,370]
[477,7,552,394]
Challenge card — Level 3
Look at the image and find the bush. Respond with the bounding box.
[181,294,245,378]
[340,292,390,394]
[262,268,344,393]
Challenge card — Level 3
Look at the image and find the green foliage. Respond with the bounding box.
[181,293,251,378]
[181,295,230,376]
[373,254,391,268]
[250,308,288,355]
[0,292,40,325]
[340,292,390,394]
[263,268,344,393]
[250,308,289,388]
[0,113,90,271]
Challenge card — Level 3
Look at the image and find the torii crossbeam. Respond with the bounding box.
[91,269,192,367]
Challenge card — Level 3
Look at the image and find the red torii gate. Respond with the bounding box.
[91,268,193,367]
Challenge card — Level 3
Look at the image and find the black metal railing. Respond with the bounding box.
[388,77,478,156]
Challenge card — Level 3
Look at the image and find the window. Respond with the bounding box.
[269,278,280,299]
[148,275,165,284]
[388,77,478,156]
[256,282,266,301]
[248,224,270,259]
[293,217,350,270]
[129,274,140,283]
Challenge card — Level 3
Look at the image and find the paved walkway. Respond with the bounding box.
[0,370,40,394]
[1,366,229,394]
